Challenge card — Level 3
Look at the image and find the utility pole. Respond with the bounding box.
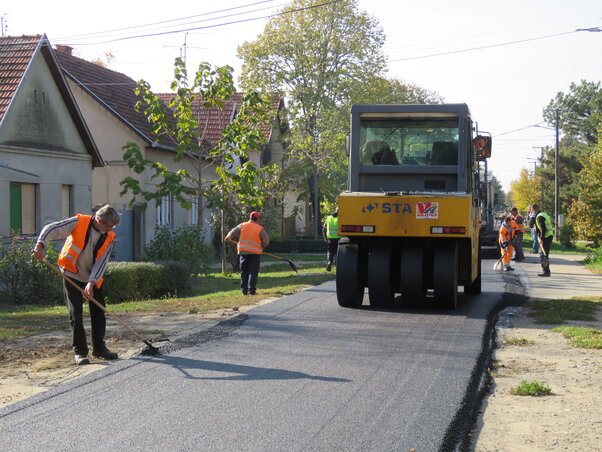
[554,109,560,237]
[1,14,8,37]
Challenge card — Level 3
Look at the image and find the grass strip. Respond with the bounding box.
[528,298,600,324]
[551,326,602,349]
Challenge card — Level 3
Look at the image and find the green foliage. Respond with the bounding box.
[508,168,540,212]
[238,0,389,235]
[510,381,552,396]
[551,326,602,349]
[0,239,62,305]
[585,247,602,264]
[268,239,325,253]
[103,261,190,303]
[120,58,279,225]
[544,80,602,146]
[567,128,602,246]
[557,221,576,249]
[504,338,534,346]
[528,298,599,324]
[143,226,212,275]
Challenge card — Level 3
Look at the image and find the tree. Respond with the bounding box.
[508,168,541,213]
[237,0,387,237]
[568,126,602,246]
[119,58,279,271]
[544,80,602,146]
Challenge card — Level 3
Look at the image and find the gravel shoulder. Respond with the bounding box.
[472,306,602,451]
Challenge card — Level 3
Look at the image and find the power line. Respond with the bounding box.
[58,0,342,46]
[388,29,582,62]
[57,1,280,41]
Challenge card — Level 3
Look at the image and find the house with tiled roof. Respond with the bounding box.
[0,35,102,240]
[55,45,225,260]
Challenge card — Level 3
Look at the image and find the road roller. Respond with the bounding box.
[336,104,492,309]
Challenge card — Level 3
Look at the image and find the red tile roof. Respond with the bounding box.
[156,92,281,148]
[55,47,174,149]
[0,35,42,123]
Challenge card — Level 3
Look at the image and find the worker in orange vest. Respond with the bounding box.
[498,215,515,271]
[225,211,270,295]
[510,207,525,261]
[32,205,121,365]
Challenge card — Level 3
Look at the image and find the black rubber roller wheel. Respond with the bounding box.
[401,242,426,306]
[336,244,364,308]
[464,246,482,294]
[433,240,458,309]
[368,246,396,308]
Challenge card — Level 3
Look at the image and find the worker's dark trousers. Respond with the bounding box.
[327,238,339,264]
[240,253,261,294]
[513,232,524,260]
[539,235,553,275]
[63,278,106,356]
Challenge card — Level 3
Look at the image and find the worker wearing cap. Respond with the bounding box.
[498,215,515,271]
[510,207,525,262]
[225,211,270,295]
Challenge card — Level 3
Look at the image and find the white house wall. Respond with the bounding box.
[0,51,93,237]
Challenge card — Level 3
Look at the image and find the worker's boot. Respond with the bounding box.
[92,347,118,360]
[74,354,89,365]
[326,261,332,272]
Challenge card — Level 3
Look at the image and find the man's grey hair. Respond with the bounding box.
[95,205,121,225]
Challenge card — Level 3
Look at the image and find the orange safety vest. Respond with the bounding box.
[58,214,116,288]
[237,221,264,254]
[498,222,514,244]
[512,214,525,234]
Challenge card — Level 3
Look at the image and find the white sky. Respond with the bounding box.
[3,0,601,192]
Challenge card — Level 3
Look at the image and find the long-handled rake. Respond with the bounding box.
[227,240,299,273]
[44,260,161,356]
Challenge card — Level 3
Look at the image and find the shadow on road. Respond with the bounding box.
[131,355,351,382]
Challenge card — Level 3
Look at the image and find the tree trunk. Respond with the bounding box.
[313,169,320,239]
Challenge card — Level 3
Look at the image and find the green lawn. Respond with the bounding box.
[0,262,334,340]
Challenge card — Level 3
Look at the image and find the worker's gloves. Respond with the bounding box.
[500,241,509,249]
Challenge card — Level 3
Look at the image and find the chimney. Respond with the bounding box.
[55,45,73,55]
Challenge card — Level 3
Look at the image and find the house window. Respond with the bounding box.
[61,185,73,218]
[156,195,172,226]
[191,196,198,225]
[10,183,36,235]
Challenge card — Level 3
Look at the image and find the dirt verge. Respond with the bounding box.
[472,306,602,451]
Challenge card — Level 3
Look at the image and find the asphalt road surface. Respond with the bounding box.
[0,262,525,452]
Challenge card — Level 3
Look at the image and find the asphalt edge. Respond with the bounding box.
[440,270,529,452]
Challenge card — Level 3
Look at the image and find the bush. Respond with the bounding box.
[0,238,62,305]
[103,261,190,303]
[558,222,577,249]
[144,226,213,275]
[585,246,602,264]
[268,239,325,253]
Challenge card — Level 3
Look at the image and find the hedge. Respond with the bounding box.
[103,261,190,304]
[267,239,325,253]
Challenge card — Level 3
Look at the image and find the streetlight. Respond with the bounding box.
[575,27,602,32]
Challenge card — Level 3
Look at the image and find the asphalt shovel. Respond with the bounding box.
[493,247,509,271]
[44,260,161,356]
[537,235,550,267]
[227,240,299,273]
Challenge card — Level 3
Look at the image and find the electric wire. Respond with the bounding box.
[58,0,277,40]
[56,0,342,46]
